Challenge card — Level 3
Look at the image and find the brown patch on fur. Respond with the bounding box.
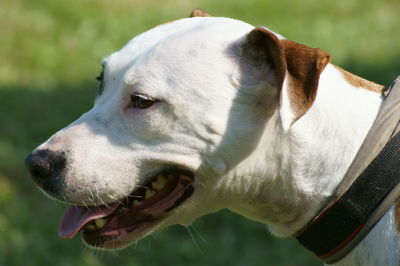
[396,201,400,235]
[335,65,384,94]
[281,40,330,119]
[190,8,212,17]
[245,27,330,122]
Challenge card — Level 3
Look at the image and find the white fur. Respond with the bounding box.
[33,16,399,265]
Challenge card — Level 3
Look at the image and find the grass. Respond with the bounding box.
[0,0,399,265]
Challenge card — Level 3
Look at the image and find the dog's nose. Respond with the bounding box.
[25,149,66,194]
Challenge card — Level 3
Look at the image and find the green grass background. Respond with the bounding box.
[1,0,399,265]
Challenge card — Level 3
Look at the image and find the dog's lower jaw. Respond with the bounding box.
[58,169,200,250]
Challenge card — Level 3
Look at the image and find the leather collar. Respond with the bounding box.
[296,76,400,264]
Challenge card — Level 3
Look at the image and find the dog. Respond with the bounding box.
[25,9,400,265]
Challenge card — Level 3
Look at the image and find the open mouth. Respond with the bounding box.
[58,169,194,249]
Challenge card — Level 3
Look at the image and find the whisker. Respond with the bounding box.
[108,194,125,205]
[88,187,96,206]
[189,225,211,248]
[185,225,207,260]
[81,200,89,210]
[126,194,144,199]
[135,185,152,190]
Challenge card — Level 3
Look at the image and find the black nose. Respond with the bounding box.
[25,149,67,195]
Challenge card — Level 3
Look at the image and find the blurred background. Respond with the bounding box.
[0,0,399,265]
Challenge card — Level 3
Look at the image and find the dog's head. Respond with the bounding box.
[25,11,329,249]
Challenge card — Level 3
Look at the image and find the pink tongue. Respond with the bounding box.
[58,204,119,238]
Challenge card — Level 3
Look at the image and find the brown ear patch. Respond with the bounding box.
[190,8,212,17]
[334,65,384,94]
[243,27,330,124]
[280,40,330,120]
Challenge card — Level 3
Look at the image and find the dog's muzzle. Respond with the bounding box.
[25,148,196,249]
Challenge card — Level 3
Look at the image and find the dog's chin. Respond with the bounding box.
[58,168,194,250]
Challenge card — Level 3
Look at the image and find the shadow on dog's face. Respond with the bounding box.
[25,17,276,249]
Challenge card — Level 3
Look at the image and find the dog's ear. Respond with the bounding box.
[243,27,330,130]
[190,8,212,17]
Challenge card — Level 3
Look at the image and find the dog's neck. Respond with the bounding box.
[227,64,384,236]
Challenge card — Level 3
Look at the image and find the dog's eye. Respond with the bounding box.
[130,95,156,109]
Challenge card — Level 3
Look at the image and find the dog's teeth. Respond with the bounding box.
[95,218,106,229]
[152,175,167,190]
[133,200,142,207]
[86,224,96,230]
[145,190,156,199]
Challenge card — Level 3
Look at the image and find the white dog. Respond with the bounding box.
[26,10,400,265]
